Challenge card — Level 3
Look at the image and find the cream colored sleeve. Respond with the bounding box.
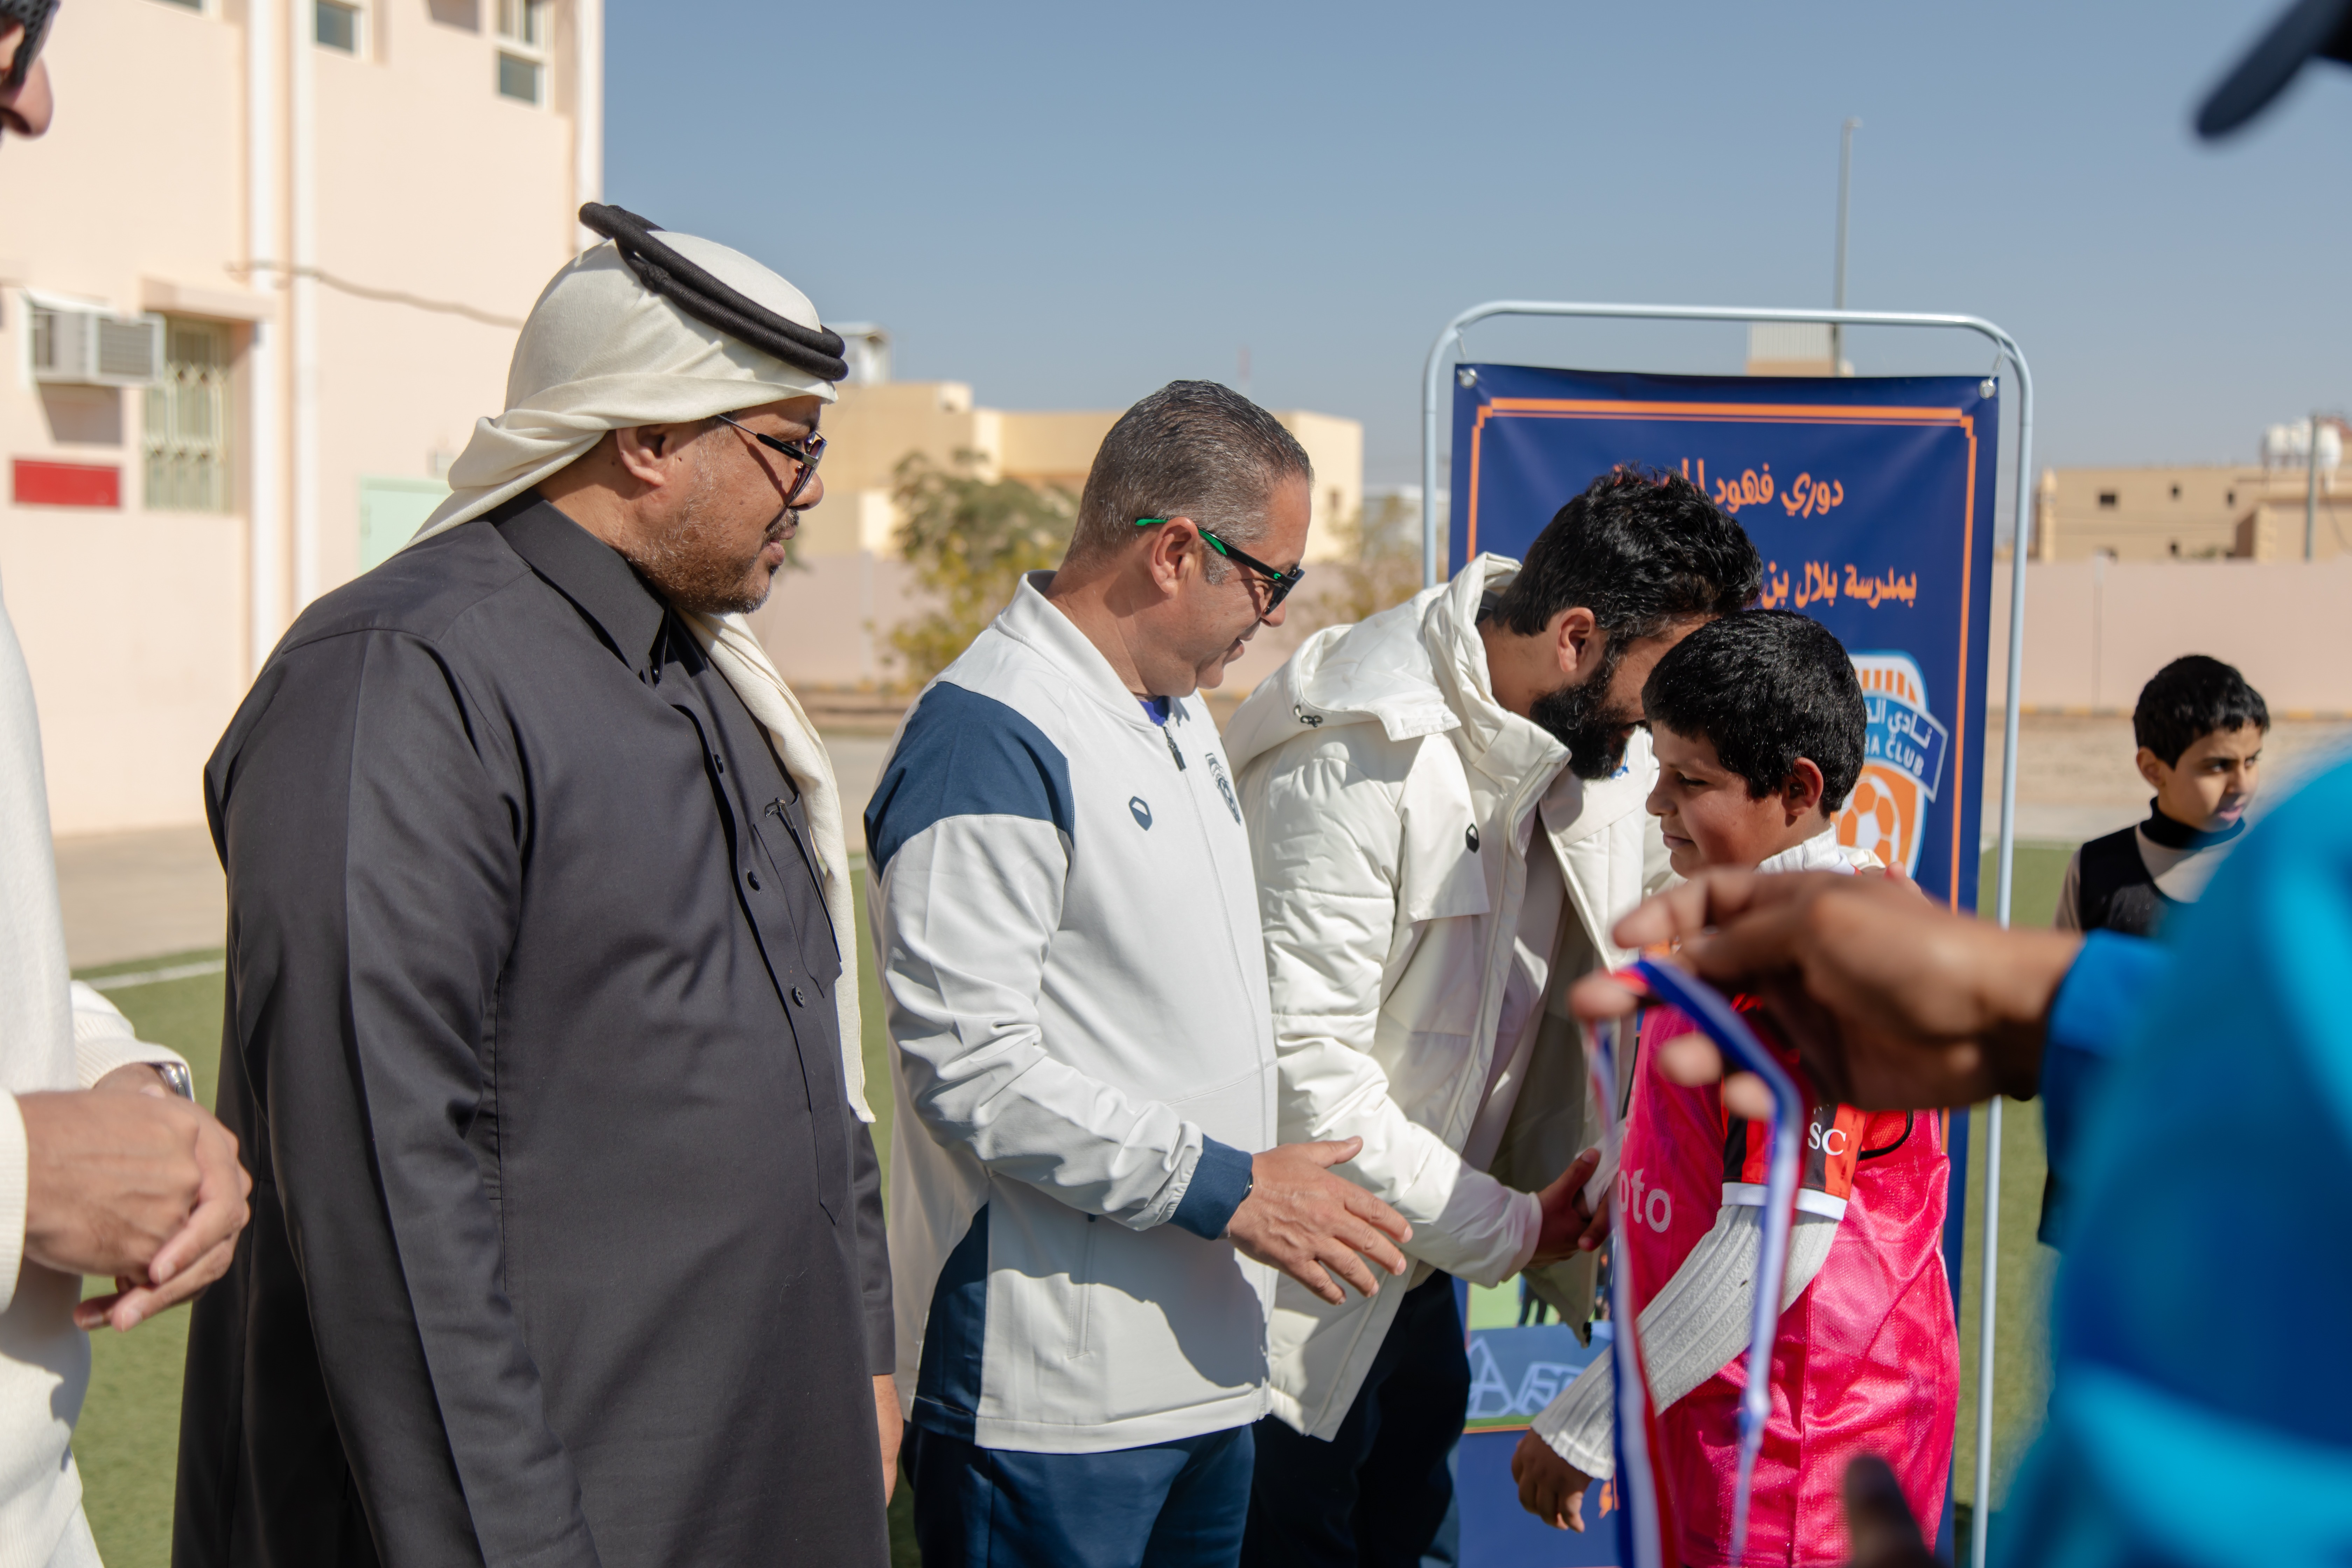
[2052,849,2083,932]
[70,982,190,1092]
[1530,1207,1838,1477]
[0,1092,25,1315]
[1246,744,1541,1285]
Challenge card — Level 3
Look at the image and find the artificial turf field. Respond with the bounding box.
[74,850,2072,1565]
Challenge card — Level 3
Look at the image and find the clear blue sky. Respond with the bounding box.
[607,1,2352,491]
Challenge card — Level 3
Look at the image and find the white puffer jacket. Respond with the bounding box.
[1225,556,1665,1439]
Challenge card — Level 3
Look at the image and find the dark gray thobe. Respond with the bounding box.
[174,498,892,1568]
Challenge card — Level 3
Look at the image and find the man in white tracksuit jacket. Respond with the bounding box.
[1222,468,1761,1566]
[867,382,1412,1568]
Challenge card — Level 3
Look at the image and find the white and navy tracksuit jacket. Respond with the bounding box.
[866,572,1278,1455]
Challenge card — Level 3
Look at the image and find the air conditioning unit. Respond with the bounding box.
[28,305,162,388]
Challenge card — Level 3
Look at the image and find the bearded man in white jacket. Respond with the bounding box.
[1222,467,1759,1567]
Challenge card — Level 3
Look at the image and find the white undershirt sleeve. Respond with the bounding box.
[1530,1207,1837,1477]
[2052,849,2083,932]
[69,982,190,1091]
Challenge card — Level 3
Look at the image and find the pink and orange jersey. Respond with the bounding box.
[1617,997,1958,1567]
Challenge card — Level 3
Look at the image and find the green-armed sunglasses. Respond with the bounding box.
[1134,518,1306,611]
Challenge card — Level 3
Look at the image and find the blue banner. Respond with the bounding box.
[1449,365,2000,911]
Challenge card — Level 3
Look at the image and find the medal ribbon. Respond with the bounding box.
[1627,957,1803,1563]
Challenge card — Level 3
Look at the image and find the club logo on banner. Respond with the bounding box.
[1450,366,1999,909]
[1844,653,1948,876]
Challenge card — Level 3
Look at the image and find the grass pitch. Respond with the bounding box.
[74,856,2068,1564]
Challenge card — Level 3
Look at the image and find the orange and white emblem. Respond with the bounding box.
[1835,652,1949,878]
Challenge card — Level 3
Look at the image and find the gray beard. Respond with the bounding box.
[622,459,792,616]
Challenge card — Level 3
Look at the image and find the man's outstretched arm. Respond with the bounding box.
[1571,869,2089,1117]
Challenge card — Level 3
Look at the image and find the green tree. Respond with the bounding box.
[1288,491,1425,635]
[887,449,1076,688]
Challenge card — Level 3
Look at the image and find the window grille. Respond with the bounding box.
[496,0,544,46]
[497,52,541,102]
[496,0,546,103]
[144,319,233,514]
[316,0,358,52]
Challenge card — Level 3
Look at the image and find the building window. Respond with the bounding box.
[2097,490,2118,509]
[144,319,233,514]
[496,0,546,103]
[316,0,359,51]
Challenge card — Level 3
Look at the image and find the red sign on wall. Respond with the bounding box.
[12,460,121,508]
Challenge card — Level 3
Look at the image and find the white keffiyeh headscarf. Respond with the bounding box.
[410,234,875,1121]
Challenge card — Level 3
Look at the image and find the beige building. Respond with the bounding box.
[807,378,1363,561]
[2029,461,2350,563]
[751,376,1364,691]
[3,0,600,834]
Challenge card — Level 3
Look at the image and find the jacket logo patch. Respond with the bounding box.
[1129,796,1153,829]
[1465,825,1481,853]
[1206,754,1242,824]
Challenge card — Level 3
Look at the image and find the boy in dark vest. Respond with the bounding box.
[2055,655,2267,940]
[2041,653,2266,1243]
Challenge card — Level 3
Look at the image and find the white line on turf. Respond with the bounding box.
[83,958,227,993]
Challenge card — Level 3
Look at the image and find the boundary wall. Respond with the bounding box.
[1986,557,2352,715]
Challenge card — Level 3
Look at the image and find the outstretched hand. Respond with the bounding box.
[1528,1146,1608,1266]
[1226,1138,1412,1305]
[1571,869,2078,1118]
[1511,1429,1595,1532]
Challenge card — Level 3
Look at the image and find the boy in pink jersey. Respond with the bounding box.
[1512,611,1958,1565]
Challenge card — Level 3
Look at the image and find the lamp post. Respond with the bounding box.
[2308,412,2322,562]
[1832,118,1860,374]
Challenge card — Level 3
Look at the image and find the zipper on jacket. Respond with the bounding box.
[1164,727,1186,770]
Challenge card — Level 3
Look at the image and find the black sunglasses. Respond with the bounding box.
[714,414,826,509]
[1133,518,1306,611]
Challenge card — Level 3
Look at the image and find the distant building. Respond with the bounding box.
[1745,322,1850,379]
[2,0,601,832]
[2031,449,2349,563]
[807,377,1362,562]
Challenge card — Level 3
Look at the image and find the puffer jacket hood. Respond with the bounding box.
[1225,555,1514,777]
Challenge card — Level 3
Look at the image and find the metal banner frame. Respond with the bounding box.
[1419,301,2032,1568]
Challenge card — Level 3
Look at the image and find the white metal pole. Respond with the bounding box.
[1978,328,2034,1568]
[1833,119,1858,374]
[1419,325,1460,588]
[2307,413,2321,562]
[290,1,319,609]
[573,0,604,250]
[246,0,283,675]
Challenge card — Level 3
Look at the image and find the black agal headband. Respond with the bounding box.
[578,203,848,384]
[2,0,58,93]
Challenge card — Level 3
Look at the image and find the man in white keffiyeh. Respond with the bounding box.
[411,204,870,1125]
[180,208,898,1568]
